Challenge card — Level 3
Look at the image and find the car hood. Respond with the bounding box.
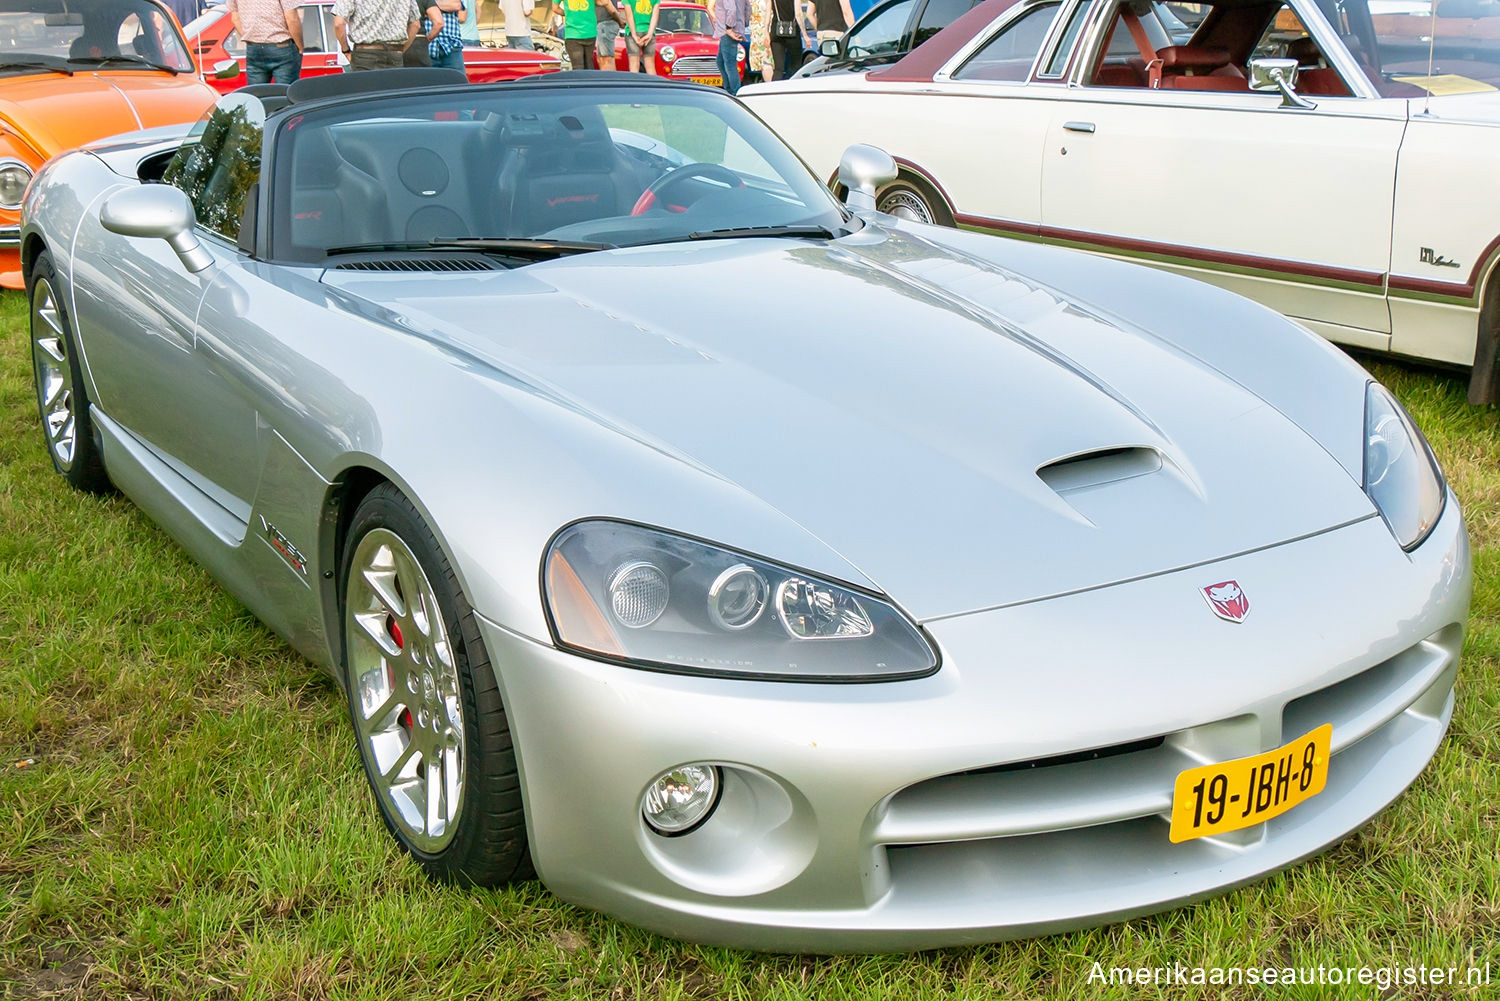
[1419,90,1500,124]
[321,229,1375,620]
[0,71,215,154]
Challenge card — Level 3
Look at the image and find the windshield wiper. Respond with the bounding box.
[69,55,185,73]
[324,238,615,260]
[0,58,74,76]
[686,225,836,242]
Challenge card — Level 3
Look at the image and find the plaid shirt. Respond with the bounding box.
[423,0,466,56]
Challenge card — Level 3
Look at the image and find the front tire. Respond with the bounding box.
[342,483,532,885]
[875,177,954,227]
[29,251,110,492]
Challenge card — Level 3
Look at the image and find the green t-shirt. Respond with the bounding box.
[630,0,658,33]
[562,0,599,39]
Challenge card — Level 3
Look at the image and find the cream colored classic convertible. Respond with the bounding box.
[743,0,1500,402]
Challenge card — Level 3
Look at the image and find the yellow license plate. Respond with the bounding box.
[689,75,723,85]
[1169,723,1332,843]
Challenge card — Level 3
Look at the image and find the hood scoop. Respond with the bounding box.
[1038,446,1163,495]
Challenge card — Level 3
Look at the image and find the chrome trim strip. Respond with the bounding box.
[0,225,19,249]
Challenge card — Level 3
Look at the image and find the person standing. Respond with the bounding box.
[808,0,852,45]
[625,0,659,72]
[554,0,599,69]
[595,0,629,68]
[228,0,303,85]
[747,0,769,81]
[763,0,803,80]
[333,0,421,71]
[418,0,467,70]
[500,0,535,48]
[707,0,747,94]
[162,0,204,28]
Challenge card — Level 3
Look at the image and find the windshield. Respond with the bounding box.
[1354,0,1500,95]
[0,0,194,73]
[271,85,849,263]
[656,5,712,33]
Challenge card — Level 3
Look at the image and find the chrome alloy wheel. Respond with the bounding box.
[877,188,936,224]
[346,527,465,853]
[31,277,76,470]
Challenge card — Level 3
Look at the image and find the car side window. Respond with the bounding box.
[161,94,265,242]
[951,2,1061,81]
[1037,0,1089,77]
[300,6,327,51]
[912,0,979,48]
[845,0,919,59]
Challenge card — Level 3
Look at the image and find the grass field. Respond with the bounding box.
[2,284,1497,1000]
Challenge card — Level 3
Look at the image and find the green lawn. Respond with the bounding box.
[2,286,1496,999]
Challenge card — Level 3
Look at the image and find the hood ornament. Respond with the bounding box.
[1201,580,1249,623]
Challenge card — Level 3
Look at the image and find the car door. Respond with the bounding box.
[74,93,266,518]
[298,2,349,75]
[1038,0,1406,347]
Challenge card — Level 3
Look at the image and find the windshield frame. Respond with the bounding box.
[0,0,195,75]
[261,80,852,266]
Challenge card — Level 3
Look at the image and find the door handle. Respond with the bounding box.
[1063,121,1096,134]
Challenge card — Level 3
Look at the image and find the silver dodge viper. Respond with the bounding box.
[20,69,1470,952]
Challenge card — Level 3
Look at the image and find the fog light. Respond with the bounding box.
[608,561,669,628]
[642,764,720,836]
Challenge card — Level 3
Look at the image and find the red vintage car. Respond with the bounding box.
[610,1,743,85]
[184,0,559,92]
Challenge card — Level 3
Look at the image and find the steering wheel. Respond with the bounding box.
[631,162,745,215]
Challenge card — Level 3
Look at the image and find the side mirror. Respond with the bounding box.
[213,58,241,80]
[819,38,840,57]
[100,185,215,273]
[836,143,897,214]
[1248,57,1316,110]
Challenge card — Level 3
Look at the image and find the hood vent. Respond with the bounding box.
[1037,446,1162,494]
[333,257,498,273]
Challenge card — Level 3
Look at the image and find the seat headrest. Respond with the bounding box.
[1158,45,1232,70]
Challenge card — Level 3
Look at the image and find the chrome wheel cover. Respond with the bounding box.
[878,188,936,224]
[31,277,76,470]
[346,528,465,853]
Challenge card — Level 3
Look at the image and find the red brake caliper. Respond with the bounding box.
[389,616,412,730]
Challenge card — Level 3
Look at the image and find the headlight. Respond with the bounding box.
[1363,382,1445,550]
[659,44,676,62]
[543,520,938,681]
[0,159,33,210]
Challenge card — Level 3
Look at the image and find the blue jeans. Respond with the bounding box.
[431,45,466,71]
[245,40,301,85]
[716,34,740,94]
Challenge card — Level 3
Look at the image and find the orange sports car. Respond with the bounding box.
[1,0,217,287]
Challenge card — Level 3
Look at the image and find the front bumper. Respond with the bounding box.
[479,501,1469,952]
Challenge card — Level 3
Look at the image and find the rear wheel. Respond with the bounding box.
[342,484,532,885]
[876,177,954,227]
[29,251,110,493]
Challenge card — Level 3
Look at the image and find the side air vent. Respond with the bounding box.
[1036,446,1162,493]
[333,257,498,273]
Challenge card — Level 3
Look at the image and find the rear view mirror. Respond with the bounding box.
[836,143,897,214]
[44,12,83,25]
[1248,57,1316,110]
[213,58,241,80]
[100,185,215,273]
[819,38,840,57]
